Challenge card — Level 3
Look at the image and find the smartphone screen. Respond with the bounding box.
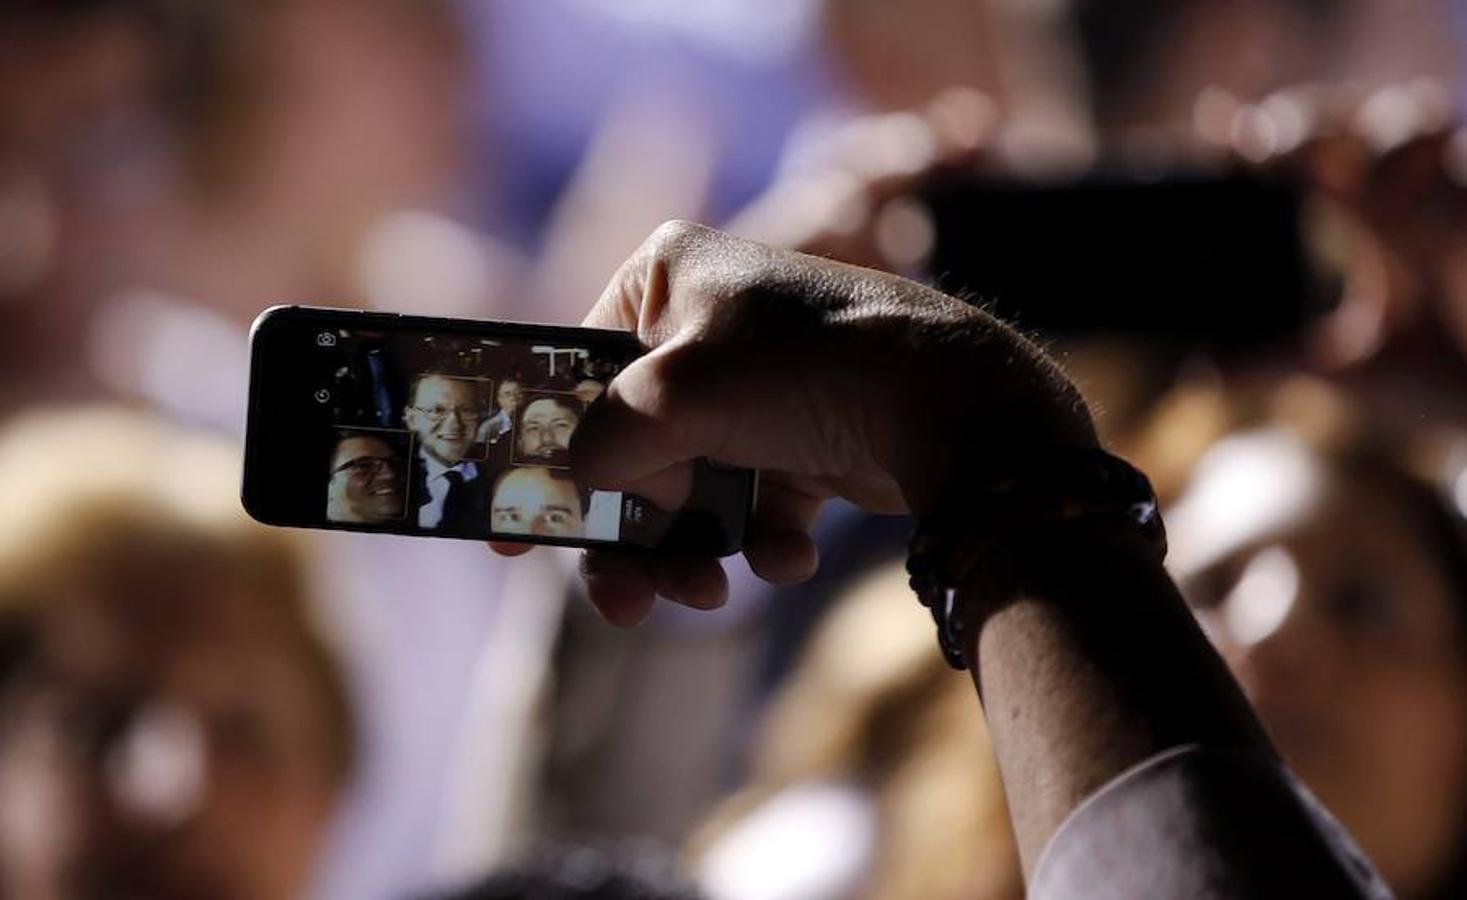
[243,307,754,555]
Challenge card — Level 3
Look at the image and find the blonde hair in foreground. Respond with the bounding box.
[0,405,354,781]
[692,562,1022,900]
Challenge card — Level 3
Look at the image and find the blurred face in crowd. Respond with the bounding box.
[574,379,605,407]
[0,577,343,900]
[327,435,405,523]
[496,381,522,418]
[821,0,1004,112]
[1172,434,1467,897]
[405,375,480,466]
[517,397,579,463]
[490,467,584,538]
[0,6,181,385]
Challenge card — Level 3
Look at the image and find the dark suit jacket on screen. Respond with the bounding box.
[408,455,489,535]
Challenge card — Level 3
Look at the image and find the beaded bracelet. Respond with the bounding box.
[906,446,1168,670]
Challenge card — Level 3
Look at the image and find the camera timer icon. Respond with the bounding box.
[314,389,331,404]
[316,332,337,348]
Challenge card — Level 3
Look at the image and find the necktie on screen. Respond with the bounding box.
[443,468,465,499]
[441,468,469,527]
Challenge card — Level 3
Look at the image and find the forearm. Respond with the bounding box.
[964,529,1276,876]
[575,223,1377,893]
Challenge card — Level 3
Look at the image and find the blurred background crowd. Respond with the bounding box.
[2,1,1467,898]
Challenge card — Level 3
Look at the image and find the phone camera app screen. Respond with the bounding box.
[307,325,644,543]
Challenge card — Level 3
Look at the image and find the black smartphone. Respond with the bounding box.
[919,171,1335,350]
[242,306,756,556]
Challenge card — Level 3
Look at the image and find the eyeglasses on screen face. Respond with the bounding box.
[411,405,484,424]
[333,456,403,478]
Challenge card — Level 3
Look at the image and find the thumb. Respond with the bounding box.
[569,342,721,510]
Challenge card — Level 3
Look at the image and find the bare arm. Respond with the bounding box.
[962,530,1274,874]
[518,222,1368,891]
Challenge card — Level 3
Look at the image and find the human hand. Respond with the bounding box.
[1198,81,1467,369]
[726,88,998,271]
[495,222,1095,624]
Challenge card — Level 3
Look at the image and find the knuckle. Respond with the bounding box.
[643,219,713,265]
[628,221,733,343]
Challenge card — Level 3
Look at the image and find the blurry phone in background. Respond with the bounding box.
[243,307,755,556]
[918,171,1335,351]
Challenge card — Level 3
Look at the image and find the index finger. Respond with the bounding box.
[581,219,788,346]
[580,221,692,340]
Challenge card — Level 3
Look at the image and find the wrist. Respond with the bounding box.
[961,525,1169,658]
[906,447,1166,670]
